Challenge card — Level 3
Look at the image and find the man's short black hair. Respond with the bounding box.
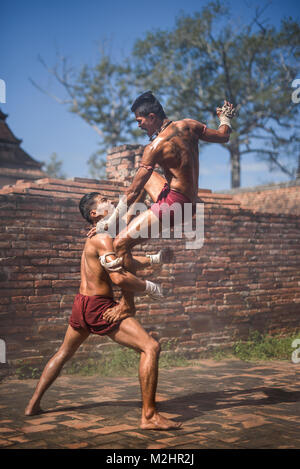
[131,91,166,119]
[79,192,100,224]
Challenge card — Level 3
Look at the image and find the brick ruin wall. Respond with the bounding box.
[0,145,300,372]
[219,180,300,217]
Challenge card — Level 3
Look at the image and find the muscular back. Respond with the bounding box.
[149,119,203,202]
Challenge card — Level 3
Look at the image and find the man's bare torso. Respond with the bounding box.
[79,237,113,297]
[150,119,201,203]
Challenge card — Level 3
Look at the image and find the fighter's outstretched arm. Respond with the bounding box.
[200,125,231,143]
[193,100,236,144]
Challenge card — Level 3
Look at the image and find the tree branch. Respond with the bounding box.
[29,77,72,105]
[239,148,294,177]
[221,45,234,103]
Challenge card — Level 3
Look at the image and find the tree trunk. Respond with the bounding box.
[296,153,300,180]
[229,143,241,189]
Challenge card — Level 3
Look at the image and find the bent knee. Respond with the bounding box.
[145,338,161,356]
[56,347,76,363]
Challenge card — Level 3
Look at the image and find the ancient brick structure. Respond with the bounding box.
[0,145,299,372]
[106,144,145,184]
[0,109,46,188]
[223,180,300,217]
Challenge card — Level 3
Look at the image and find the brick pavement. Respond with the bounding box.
[0,359,299,449]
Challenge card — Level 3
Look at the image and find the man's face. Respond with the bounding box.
[135,112,159,137]
[94,195,114,220]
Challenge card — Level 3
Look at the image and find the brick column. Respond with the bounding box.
[106,144,144,186]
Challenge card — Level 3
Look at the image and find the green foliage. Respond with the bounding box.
[38,3,300,187]
[66,52,144,180]
[12,331,300,380]
[131,2,300,186]
[43,152,66,179]
[74,56,137,152]
[60,330,300,377]
[232,330,300,362]
[193,330,300,363]
[15,362,41,380]
[159,339,190,369]
[64,340,189,378]
[87,151,107,180]
[39,2,300,186]
[65,346,139,377]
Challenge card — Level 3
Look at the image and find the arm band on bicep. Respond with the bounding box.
[202,125,207,136]
[99,252,123,272]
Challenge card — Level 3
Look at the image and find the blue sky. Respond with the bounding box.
[1,0,300,191]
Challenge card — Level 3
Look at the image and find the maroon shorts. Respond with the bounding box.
[69,293,121,336]
[150,183,195,224]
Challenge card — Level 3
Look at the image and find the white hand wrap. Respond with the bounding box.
[146,252,161,265]
[96,197,127,234]
[99,252,123,272]
[145,280,164,299]
[218,114,232,128]
[217,103,236,129]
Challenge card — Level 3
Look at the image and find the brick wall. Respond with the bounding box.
[0,150,300,372]
[0,177,127,369]
[221,180,300,216]
[106,144,145,185]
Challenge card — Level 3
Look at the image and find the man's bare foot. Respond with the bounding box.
[25,402,43,417]
[140,412,182,430]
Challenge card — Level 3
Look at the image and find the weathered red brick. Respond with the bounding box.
[1,155,300,370]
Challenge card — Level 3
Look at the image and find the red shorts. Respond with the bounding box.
[69,293,121,335]
[150,183,195,223]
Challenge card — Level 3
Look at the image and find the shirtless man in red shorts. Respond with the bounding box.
[89,91,236,311]
[25,192,180,430]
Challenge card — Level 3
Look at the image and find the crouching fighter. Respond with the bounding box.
[25,192,180,430]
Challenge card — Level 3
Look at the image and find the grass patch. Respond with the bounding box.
[13,331,300,379]
[65,346,140,377]
[158,339,190,369]
[15,362,41,380]
[195,330,300,363]
[64,339,190,377]
[231,330,300,362]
